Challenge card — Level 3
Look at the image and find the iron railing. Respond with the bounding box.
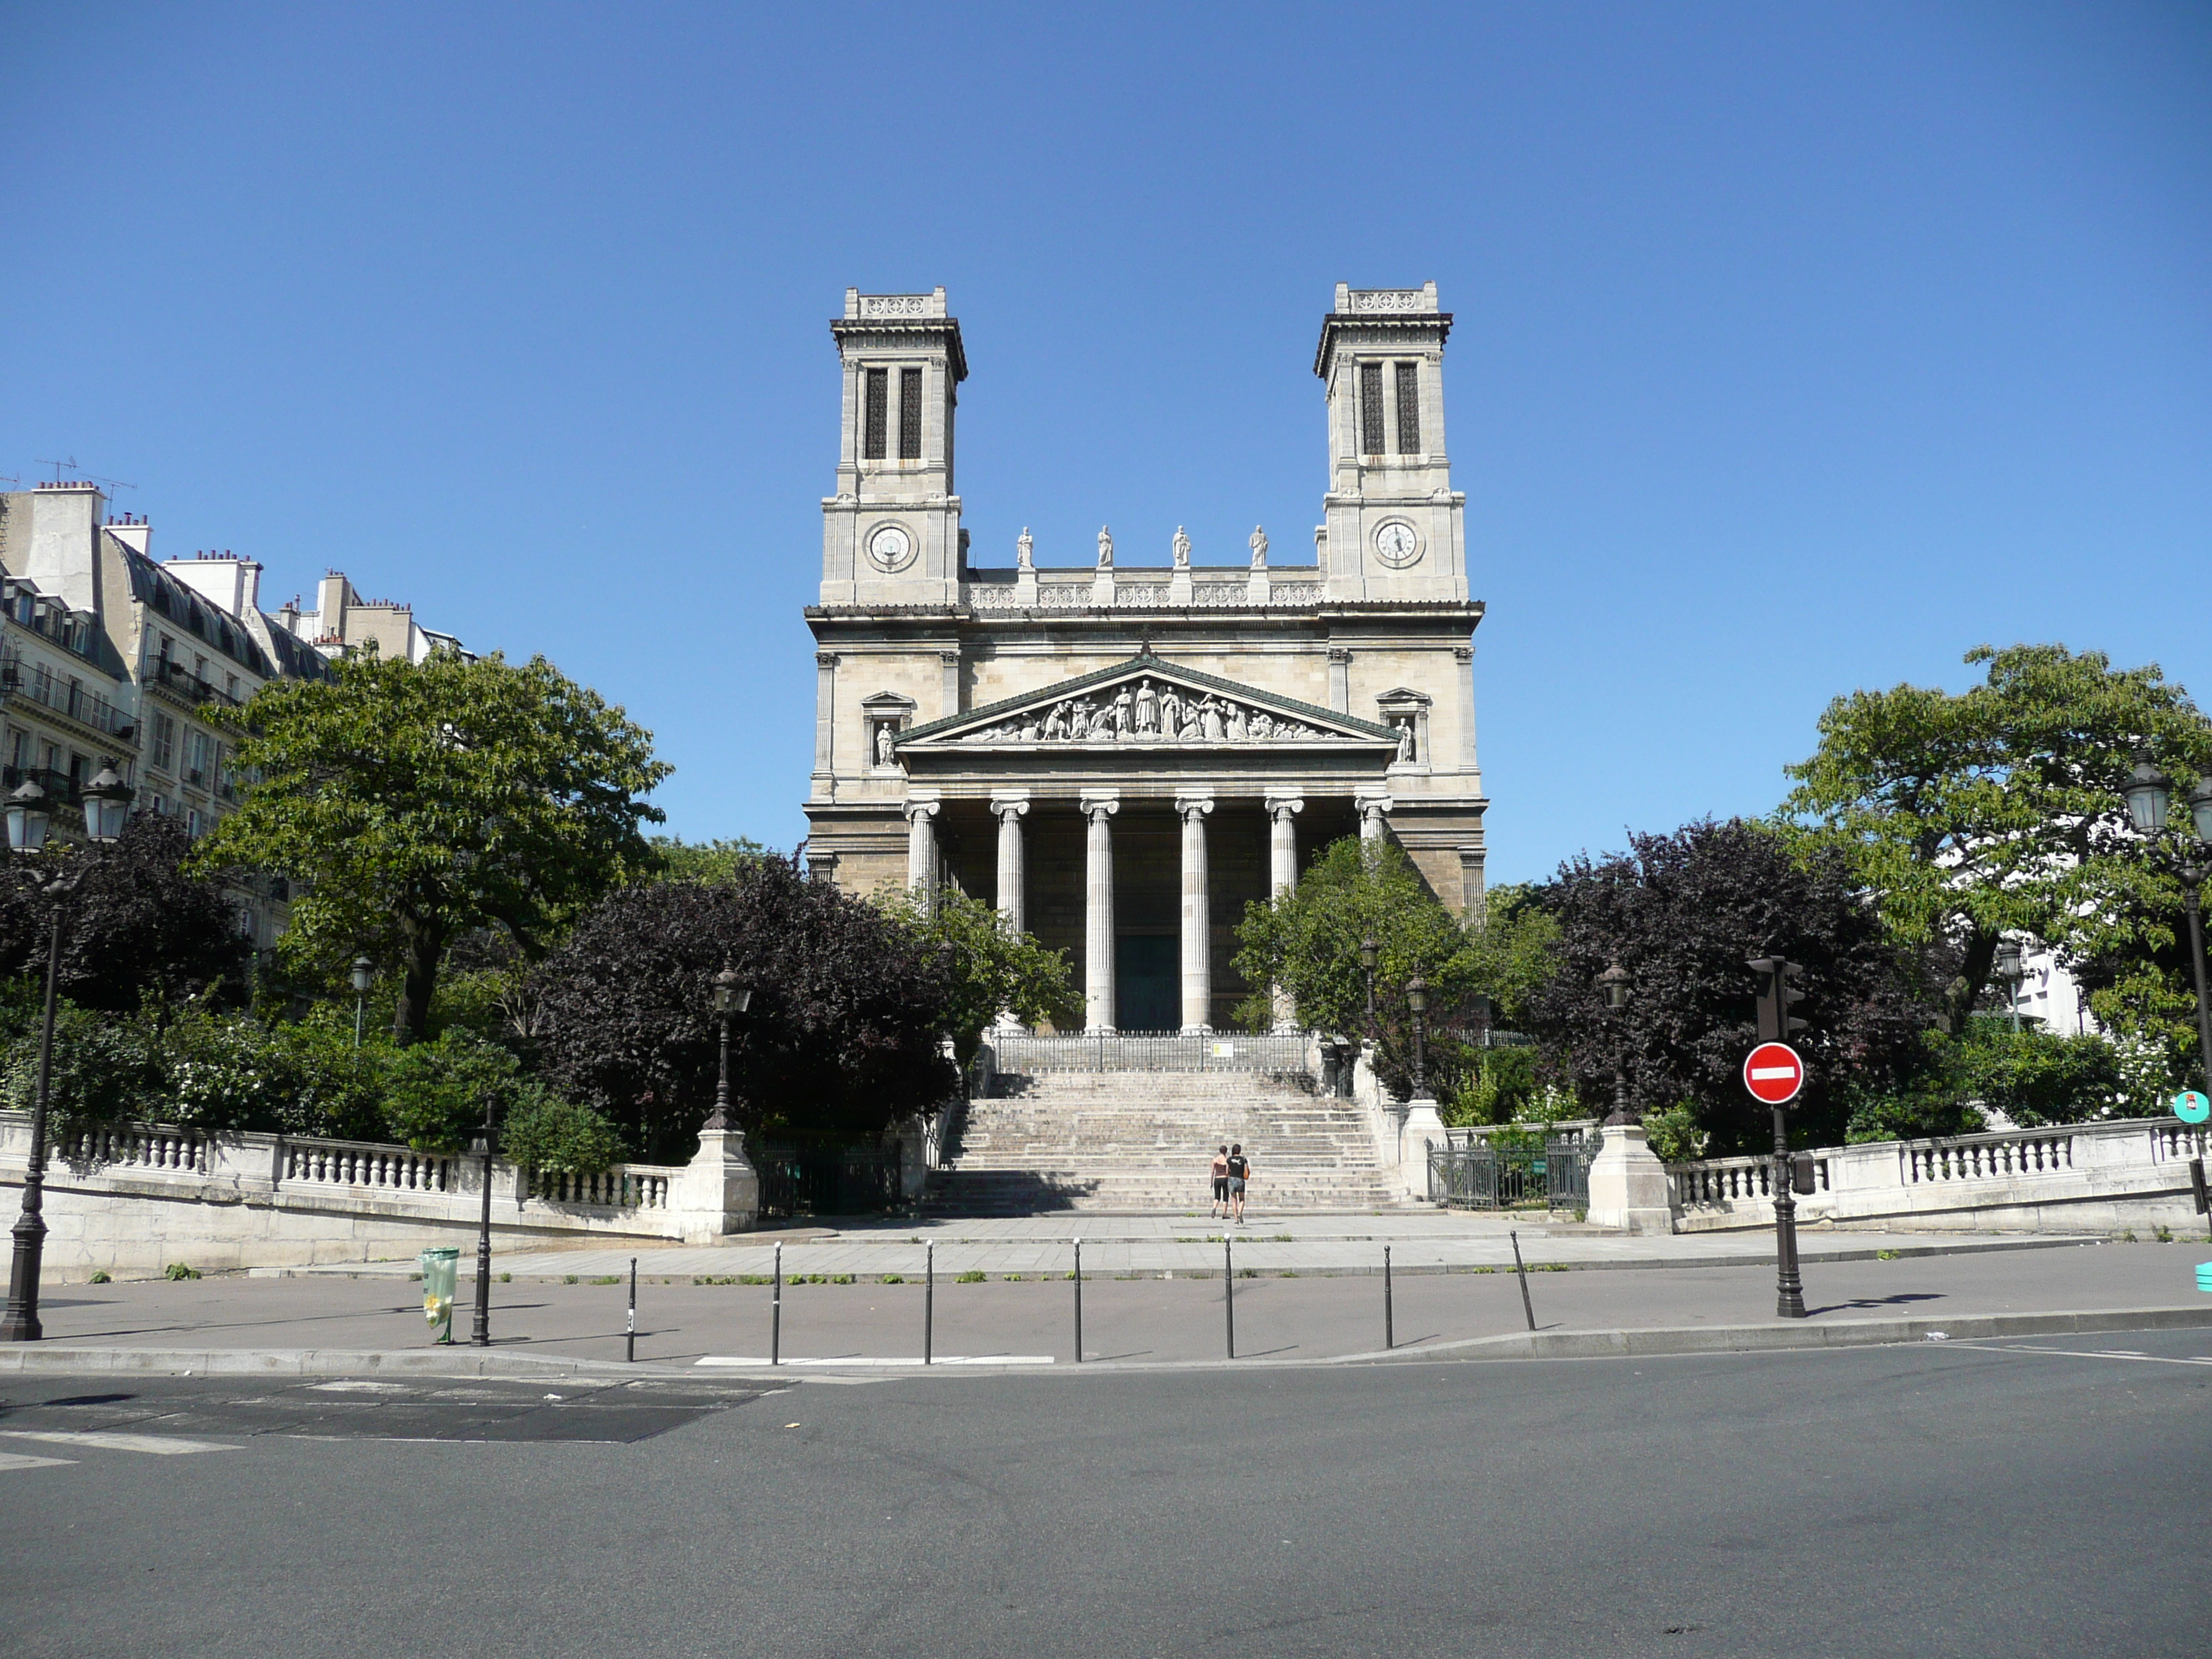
[989,1031,1309,1074]
[755,1139,907,1218]
[1428,1138,1590,1210]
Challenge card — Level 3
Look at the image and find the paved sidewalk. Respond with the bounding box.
[19,1240,2211,1372]
[263,1213,2110,1282]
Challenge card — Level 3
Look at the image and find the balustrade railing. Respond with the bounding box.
[57,1123,209,1174]
[989,1030,1308,1074]
[1672,1153,1830,1208]
[1902,1128,2072,1184]
[964,580,1326,612]
[526,1166,676,1209]
[283,1138,455,1192]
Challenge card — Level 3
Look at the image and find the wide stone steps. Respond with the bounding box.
[927,1069,1418,1215]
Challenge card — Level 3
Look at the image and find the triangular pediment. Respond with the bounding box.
[897,652,1398,750]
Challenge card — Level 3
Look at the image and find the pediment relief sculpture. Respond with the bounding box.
[907,665,1393,753]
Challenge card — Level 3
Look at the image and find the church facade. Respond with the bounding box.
[801,283,1488,1034]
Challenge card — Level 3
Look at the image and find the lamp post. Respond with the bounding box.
[1405,974,1429,1100]
[2122,757,2212,1091]
[1359,936,1380,1041]
[1,766,132,1344]
[1990,940,2025,1035]
[350,956,375,1048]
[1597,959,1634,1125]
[469,1095,496,1348]
[706,967,752,1130]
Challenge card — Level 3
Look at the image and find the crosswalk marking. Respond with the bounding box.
[0,1451,76,1472]
[0,1429,242,1455]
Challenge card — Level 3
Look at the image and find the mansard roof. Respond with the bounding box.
[896,647,1398,749]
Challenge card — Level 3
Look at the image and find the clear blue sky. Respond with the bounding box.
[5,3,2206,885]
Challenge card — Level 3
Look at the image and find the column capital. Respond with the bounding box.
[1079,788,1120,822]
[1452,644,1474,664]
[1264,793,1306,821]
[1355,791,1395,815]
[815,651,839,670]
[904,797,942,824]
[1327,646,1354,665]
[1174,791,1215,822]
[989,790,1031,821]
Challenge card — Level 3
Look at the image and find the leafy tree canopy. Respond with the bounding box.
[0,814,246,1011]
[1782,643,2212,1038]
[194,647,669,1046]
[876,886,1079,1068]
[529,855,956,1160]
[646,836,772,885]
[1526,818,1929,1154]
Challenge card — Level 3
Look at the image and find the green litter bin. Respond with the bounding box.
[420,1247,460,1344]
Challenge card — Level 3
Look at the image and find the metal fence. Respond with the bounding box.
[755,1140,907,1219]
[988,1031,1310,1074]
[1428,1138,1590,1211]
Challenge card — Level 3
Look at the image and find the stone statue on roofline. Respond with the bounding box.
[1097,526,1113,568]
[1172,526,1192,569]
[1249,525,1268,567]
[1017,528,1034,571]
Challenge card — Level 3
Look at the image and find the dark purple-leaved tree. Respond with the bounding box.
[529,855,956,1161]
[1527,818,1930,1154]
[0,814,247,1010]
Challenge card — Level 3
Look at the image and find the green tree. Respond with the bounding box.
[196,647,670,1046]
[876,887,1080,1069]
[1232,840,1532,1100]
[1782,643,2212,1040]
[646,836,771,885]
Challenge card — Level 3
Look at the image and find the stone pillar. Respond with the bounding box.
[1264,793,1304,1032]
[1176,792,1214,1034]
[1328,647,1352,713]
[905,798,940,913]
[811,652,837,782]
[1080,791,1120,1032]
[670,1124,760,1241]
[939,651,962,720]
[1357,793,1394,847]
[1586,1122,1674,1234]
[990,792,1030,934]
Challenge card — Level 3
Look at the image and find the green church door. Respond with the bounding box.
[1116,935,1179,1032]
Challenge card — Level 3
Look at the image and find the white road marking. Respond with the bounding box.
[1964,1344,2212,1369]
[0,1430,243,1455]
[307,1381,413,1394]
[0,1452,76,1471]
[695,1355,1054,1368]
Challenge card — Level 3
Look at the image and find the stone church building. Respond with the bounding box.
[801,284,1487,1035]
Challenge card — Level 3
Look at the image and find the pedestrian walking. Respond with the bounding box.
[1225,1143,1252,1223]
[1209,1145,1230,1218]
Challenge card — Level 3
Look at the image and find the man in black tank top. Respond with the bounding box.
[1224,1143,1251,1223]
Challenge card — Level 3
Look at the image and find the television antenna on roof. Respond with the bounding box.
[34,457,137,497]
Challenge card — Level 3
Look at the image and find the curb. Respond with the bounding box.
[4,1305,2206,1382]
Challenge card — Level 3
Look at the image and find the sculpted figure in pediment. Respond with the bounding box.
[1249,710,1274,739]
[1112,685,1134,738]
[1226,701,1248,742]
[1044,701,1069,740]
[1133,678,1159,734]
[1159,685,1183,737]
[1200,696,1226,742]
[1069,699,1092,739]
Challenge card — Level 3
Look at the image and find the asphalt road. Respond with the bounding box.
[3,1331,2208,1659]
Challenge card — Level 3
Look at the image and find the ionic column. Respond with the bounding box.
[990,791,1030,934]
[1177,793,1215,1034]
[1080,791,1120,1032]
[904,798,941,914]
[1357,792,1394,848]
[811,652,837,783]
[1264,793,1304,1033]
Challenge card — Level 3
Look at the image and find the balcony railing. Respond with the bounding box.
[0,654,136,740]
[1,765,80,806]
[150,658,241,708]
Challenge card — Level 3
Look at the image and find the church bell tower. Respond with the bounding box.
[1314,282,1466,603]
[822,288,968,607]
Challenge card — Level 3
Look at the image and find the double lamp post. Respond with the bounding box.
[2122,757,2212,1091]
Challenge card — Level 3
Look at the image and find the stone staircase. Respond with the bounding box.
[926,1070,1421,1215]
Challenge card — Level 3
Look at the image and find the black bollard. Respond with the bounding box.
[925,1241,935,1366]
[1383,1244,1394,1351]
[1224,1236,1236,1359]
[1510,1229,1537,1332]
[771,1241,782,1367]
[626,1256,637,1364]
[1073,1237,1084,1364]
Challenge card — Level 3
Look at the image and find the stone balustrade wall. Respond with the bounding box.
[1669,1117,2209,1235]
[0,1111,743,1280]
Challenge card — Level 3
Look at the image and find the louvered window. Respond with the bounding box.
[1359,364,1385,455]
[863,368,889,459]
[1395,361,1420,454]
[899,367,923,460]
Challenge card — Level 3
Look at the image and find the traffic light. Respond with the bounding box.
[1748,956,1807,1043]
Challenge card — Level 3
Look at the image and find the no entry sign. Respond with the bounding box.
[1743,1041,1807,1106]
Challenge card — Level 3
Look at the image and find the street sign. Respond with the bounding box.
[2174,1090,2210,1126]
[1743,1042,1807,1106]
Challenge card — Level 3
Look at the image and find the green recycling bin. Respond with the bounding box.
[420,1247,460,1344]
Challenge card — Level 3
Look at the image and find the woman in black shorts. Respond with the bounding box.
[1209,1145,1230,1218]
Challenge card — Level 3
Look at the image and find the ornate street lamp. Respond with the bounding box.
[2119,757,2212,1093]
[1,765,132,1344]
[1991,939,2026,1035]
[469,1097,497,1349]
[350,956,376,1048]
[707,967,752,1130]
[1597,960,1635,1126]
[1404,974,1429,1100]
[1359,937,1380,1043]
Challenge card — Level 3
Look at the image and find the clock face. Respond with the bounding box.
[1373,521,1421,569]
[867,523,914,572]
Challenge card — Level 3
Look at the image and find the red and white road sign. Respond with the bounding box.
[1743,1042,1807,1105]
